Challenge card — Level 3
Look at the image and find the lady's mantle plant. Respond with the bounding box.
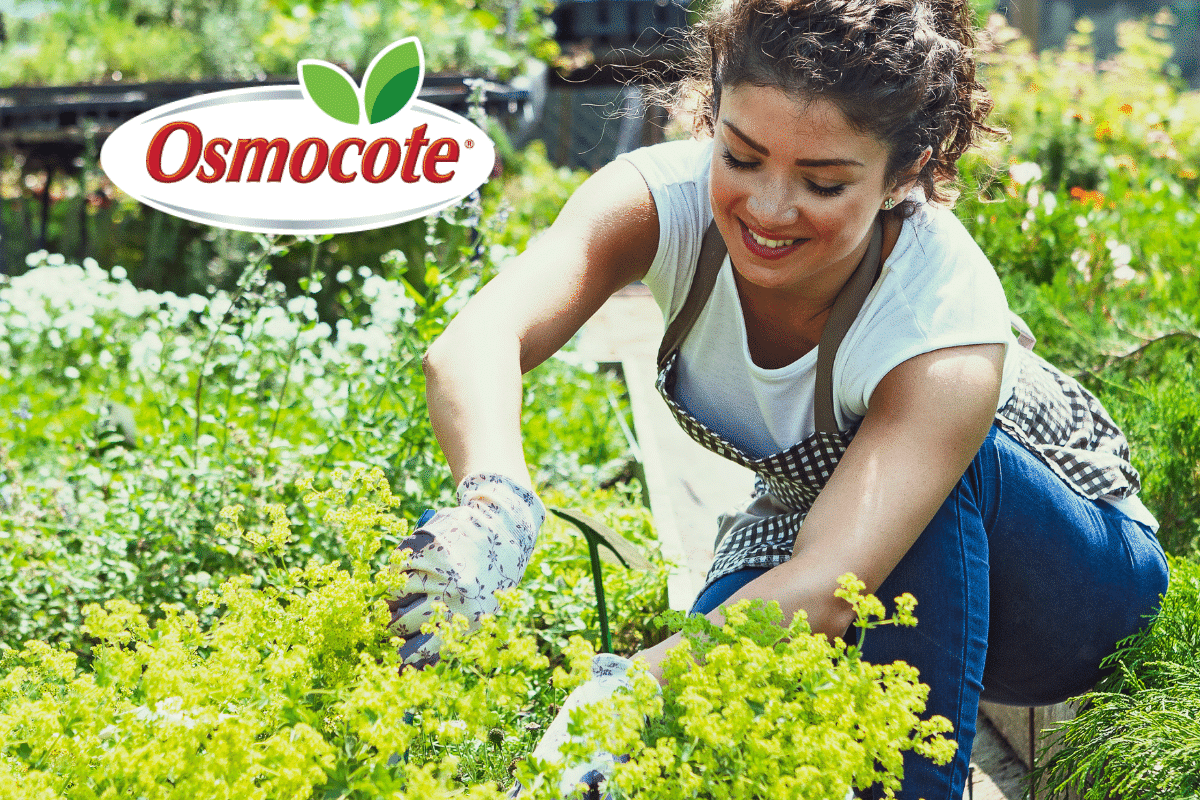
[0,467,544,799]
[548,580,957,800]
[0,467,952,799]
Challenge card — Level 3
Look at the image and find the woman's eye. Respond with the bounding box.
[808,182,846,198]
[721,150,757,170]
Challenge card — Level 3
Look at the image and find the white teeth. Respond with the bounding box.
[749,230,796,248]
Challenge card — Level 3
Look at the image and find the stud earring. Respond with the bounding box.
[882,198,896,210]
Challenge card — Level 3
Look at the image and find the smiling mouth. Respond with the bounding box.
[747,229,796,249]
[739,220,807,257]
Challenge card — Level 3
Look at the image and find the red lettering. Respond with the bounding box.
[197,138,231,183]
[146,121,202,183]
[422,138,459,183]
[330,138,365,183]
[144,127,466,185]
[228,138,289,182]
[289,138,330,183]
[401,124,430,183]
[362,138,401,183]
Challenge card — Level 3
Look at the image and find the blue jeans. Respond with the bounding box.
[689,425,1169,800]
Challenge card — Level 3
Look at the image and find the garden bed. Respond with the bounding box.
[1,12,1199,800]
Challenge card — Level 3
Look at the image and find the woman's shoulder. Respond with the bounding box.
[861,200,1009,342]
[886,201,996,285]
[616,138,715,323]
[617,137,714,193]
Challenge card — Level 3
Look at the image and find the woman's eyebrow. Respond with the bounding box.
[722,120,865,168]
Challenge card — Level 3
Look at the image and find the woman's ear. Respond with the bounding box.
[885,146,934,206]
[899,146,933,189]
[914,146,933,175]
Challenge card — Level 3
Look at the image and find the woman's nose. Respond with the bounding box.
[746,179,799,227]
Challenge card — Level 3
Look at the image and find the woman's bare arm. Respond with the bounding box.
[423,159,660,488]
[637,342,1005,679]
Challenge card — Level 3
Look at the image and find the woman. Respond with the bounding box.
[387,0,1170,796]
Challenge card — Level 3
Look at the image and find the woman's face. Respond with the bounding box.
[709,84,900,304]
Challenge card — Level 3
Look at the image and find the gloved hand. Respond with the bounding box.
[512,653,642,800]
[387,472,545,668]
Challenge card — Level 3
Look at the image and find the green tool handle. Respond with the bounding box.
[588,537,612,654]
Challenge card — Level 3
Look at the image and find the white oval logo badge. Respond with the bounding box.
[100,39,495,235]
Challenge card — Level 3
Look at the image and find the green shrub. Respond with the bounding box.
[520,486,671,659]
[0,470,952,799]
[570,578,956,800]
[1104,371,1200,559]
[0,212,635,652]
[0,468,549,799]
[1033,554,1200,799]
[0,0,557,85]
[953,19,1200,556]
[974,15,1198,196]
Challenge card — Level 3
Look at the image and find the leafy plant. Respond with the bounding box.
[1032,554,1200,799]
[1105,371,1200,559]
[0,469,950,800]
[973,14,1197,196]
[520,489,671,660]
[0,467,551,799]
[0,207,638,653]
[548,578,956,800]
[0,0,558,86]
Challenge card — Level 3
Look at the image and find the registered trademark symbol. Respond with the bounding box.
[465,139,474,148]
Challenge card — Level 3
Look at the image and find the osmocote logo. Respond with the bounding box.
[100,39,495,235]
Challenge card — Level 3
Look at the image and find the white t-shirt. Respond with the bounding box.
[618,137,1021,458]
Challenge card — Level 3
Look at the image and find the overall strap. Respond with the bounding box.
[657,220,727,369]
[655,216,885,434]
[813,219,883,434]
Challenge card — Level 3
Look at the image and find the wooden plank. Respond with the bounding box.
[980,700,1080,799]
[573,284,753,610]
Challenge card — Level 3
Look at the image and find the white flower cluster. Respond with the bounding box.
[1,251,433,427]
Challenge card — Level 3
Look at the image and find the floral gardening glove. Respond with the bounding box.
[387,472,545,669]
[510,654,643,800]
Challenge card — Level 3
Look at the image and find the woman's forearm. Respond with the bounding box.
[423,320,532,489]
[635,564,856,683]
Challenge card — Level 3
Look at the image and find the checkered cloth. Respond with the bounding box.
[656,346,1141,587]
[994,346,1140,501]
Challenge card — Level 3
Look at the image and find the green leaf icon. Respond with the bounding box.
[299,61,361,125]
[363,38,424,125]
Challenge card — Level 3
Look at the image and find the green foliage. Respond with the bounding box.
[1105,372,1200,560]
[956,13,1200,557]
[973,15,1198,196]
[562,578,954,800]
[0,468,549,799]
[482,139,591,254]
[0,0,558,85]
[0,184,628,652]
[959,174,1200,384]
[1032,554,1200,799]
[520,487,671,659]
[0,467,950,799]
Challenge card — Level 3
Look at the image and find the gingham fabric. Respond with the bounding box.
[656,344,1142,587]
[656,350,857,582]
[994,346,1140,501]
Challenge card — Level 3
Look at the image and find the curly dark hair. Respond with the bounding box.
[673,0,1002,215]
